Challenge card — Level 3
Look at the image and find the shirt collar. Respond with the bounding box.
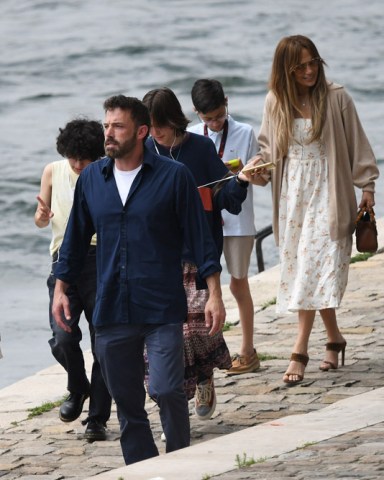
[101,147,155,180]
[206,114,232,136]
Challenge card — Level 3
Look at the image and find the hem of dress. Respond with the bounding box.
[276,304,342,314]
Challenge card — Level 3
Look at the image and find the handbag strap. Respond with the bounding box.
[356,206,376,224]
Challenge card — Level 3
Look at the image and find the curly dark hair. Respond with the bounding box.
[56,118,105,161]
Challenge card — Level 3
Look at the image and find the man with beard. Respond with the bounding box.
[51,95,225,465]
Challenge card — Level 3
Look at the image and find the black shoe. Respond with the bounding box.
[83,419,107,441]
[59,392,89,423]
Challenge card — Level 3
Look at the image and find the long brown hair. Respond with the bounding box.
[269,35,328,158]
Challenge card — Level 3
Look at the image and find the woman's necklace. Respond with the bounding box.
[299,95,310,107]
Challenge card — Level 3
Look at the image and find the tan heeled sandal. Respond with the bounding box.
[283,353,309,385]
[319,340,347,371]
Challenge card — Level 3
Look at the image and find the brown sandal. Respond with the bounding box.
[319,341,347,371]
[283,353,309,385]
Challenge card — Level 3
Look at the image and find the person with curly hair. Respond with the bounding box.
[35,118,112,440]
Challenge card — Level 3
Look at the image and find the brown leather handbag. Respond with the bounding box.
[355,207,378,253]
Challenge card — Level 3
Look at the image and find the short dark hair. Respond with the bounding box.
[56,118,105,161]
[191,79,226,114]
[103,95,151,141]
[142,87,190,135]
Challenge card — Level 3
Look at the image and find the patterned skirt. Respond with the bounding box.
[183,262,231,400]
[144,262,231,401]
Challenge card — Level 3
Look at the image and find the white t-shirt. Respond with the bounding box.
[114,164,142,205]
[188,115,258,236]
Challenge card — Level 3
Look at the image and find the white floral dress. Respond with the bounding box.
[277,119,352,313]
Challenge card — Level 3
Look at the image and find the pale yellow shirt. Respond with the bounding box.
[50,160,96,256]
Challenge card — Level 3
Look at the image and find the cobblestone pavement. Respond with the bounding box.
[209,422,384,479]
[1,252,384,479]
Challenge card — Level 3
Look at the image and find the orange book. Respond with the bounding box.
[198,187,213,211]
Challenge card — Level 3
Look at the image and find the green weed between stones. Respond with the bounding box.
[261,297,277,310]
[258,353,280,361]
[236,453,267,468]
[27,396,66,419]
[350,252,374,263]
[222,321,232,332]
[298,441,317,449]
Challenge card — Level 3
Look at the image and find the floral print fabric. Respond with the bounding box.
[183,262,231,400]
[277,119,352,313]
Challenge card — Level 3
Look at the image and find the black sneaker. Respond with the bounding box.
[59,392,89,423]
[83,419,107,442]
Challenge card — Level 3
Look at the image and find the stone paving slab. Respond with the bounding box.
[0,221,383,479]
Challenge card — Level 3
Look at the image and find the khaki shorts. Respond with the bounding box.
[223,236,255,279]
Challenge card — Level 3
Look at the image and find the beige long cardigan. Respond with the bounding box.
[257,82,379,245]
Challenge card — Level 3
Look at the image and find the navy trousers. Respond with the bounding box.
[95,322,190,465]
[48,247,111,424]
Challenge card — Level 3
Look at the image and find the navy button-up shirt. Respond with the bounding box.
[54,149,222,327]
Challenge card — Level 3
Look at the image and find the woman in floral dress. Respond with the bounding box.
[244,35,379,384]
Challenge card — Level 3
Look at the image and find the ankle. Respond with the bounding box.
[326,335,345,345]
[292,347,309,357]
[239,347,256,357]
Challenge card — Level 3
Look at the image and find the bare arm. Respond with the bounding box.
[204,272,226,336]
[34,163,54,228]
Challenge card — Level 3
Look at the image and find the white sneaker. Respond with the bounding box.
[160,432,166,442]
[194,376,216,420]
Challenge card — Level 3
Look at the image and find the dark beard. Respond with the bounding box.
[104,131,137,159]
[104,143,119,158]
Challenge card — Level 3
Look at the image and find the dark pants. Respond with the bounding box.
[48,247,111,423]
[95,323,190,465]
